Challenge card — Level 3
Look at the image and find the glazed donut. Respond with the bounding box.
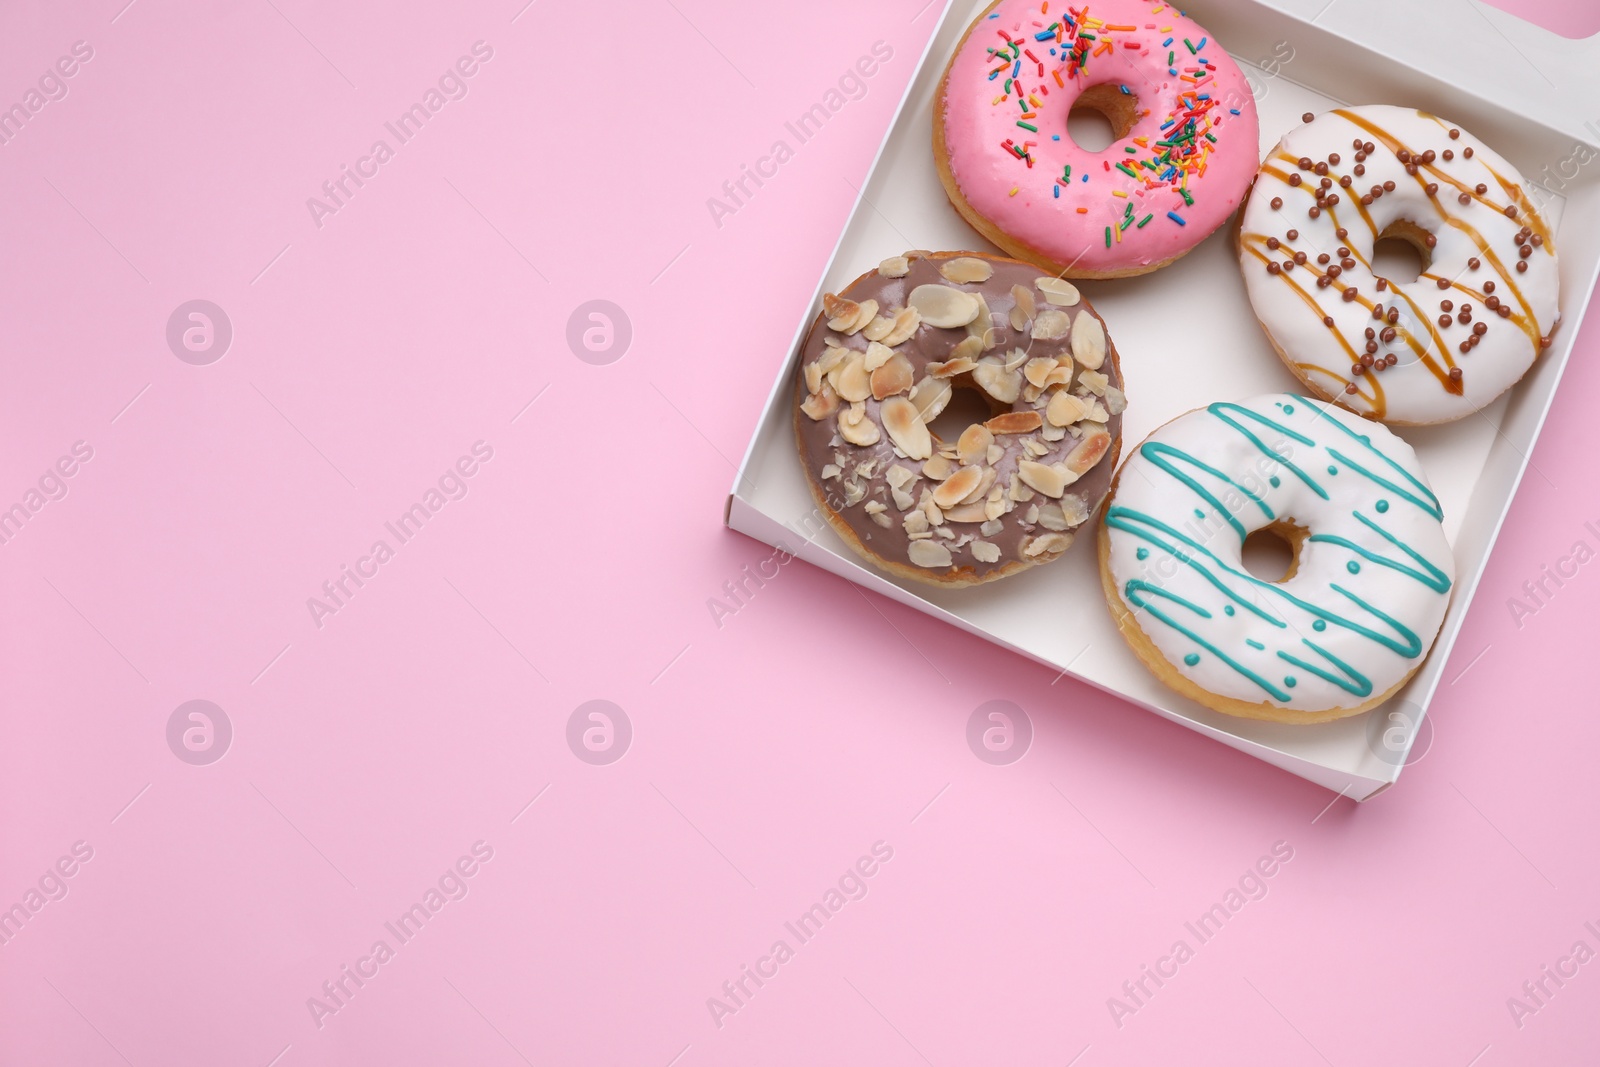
[795,250,1125,586]
[1099,394,1455,723]
[934,0,1260,278]
[1237,105,1561,425]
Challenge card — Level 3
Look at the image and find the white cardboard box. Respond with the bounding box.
[727,0,1600,799]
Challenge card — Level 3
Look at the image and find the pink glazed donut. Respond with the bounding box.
[935,0,1260,278]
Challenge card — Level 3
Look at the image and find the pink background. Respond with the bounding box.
[2,0,1597,1064]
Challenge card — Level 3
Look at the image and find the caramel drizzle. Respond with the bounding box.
[1241,239,1387,416]
[1243,111,1553,402]
[1332,108,1547,340]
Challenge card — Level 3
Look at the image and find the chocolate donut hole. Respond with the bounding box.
[927,382,1002,445]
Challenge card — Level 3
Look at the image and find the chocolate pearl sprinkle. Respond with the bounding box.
[1441,300,1453,311]
[1345,383,1359,394]
[1386,354,1398,366]
[1421,150,1436,163]
[1437,278,1451,289]
[1298,156,1313,169]
[1365,327,1376,339]
[1475,183,1488,194]
[1520,245,1534,258]
[1318,253,1331,264]
[1287,229,1299,240]
[1458,311,1471,325]
[1498,305,1512,317]
[1314,162,1329,175]
[1459,341,1471,354]
[1326,194,1340,206]
[1376,279,1389,292]
[1352,363,1365,375]
[1458,193,1471,205]
[1303,112,1315,123]
[1383,180,1396,191]
[1337,246,1350,257]
[1342,287,1358,301]
[1468,257,1481,269]
[1484,280,1496,293]
[1505,204,1518,218]
[1365,341,1378,354]
[1354,163,1366,177]
[1339,175,1353,188]
[1486,295,1500,309]
[1449,128,1460,139]
[1474,322,1488,336]
[1283,260,1295,271]
[1341,257,1356,270]
[1438,314,1452,328]
[1320,177,1333,189]
[1329,153,1341,165]
[1364,142,1375,154]
[1373,305,1386,320]
[1266,236,1280,249]
[1464,147,1474,158]
[1450,368,1463,381]
[1317,275,1332,288]
[1336,228,1349,239]
[1324,316,1336,327]
[1361,353,1376,365]
[1405,163,1419,176]
[1443,149,1454,161]
[1426,183,1439,197]
[1461,302,1472,314]
[1328,265,1342,278]
[1397,149,1411,163]
[1381,327,1397,342]
[1289,173,1303,187]
[1271,197,1283,209]
[1352,138,1365,150]
[1267,262,1281,274]
[1532,234,1544,246]
[1424,234,1438,249]
[1517,260,1529,273]
[1294,251,1307,264]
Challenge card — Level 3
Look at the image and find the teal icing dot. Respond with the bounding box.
[1194,508,1205,519]
[1347,561,1361,574]
[1136,547,1150,560]
[1327,465,1338,475]
[1184,653,1201,666]
[1376,499,1390,513]
[1283,404,1295,414]
[1269,476,1281,487]
[1313,619,1327,631]
[1284,676,1297,688]
[1224,605,1236,616]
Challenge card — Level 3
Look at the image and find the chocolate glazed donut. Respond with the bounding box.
[793,250,1126,587]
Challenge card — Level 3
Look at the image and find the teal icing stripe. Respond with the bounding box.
[1206,402,1329,500]
[1308,512,1452,593]
[1124,579,1293,702]
[1138,442,1274,542]
[1276,639,1374,698]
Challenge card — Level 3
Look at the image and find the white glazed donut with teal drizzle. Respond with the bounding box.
[1098,394,1454,723]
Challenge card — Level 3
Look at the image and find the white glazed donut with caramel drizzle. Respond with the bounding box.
[1237,105,1559,425]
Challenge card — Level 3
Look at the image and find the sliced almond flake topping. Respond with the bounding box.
[1035,276,1081,306]
[1082,400,1110,423]
[892,487,915,511]
[970,541,1001,564]
[1059,494,1090,526]
[1025,503,1041,524]
[1104,385,1127,415]
[881,306,921,347]
[1044,362,1075,388]
[882,396,932,460]
[966,293,997,350]
[1065,426,1112,474]
[986,444,1003,466]
[1035,503,1068,531]
[908,377,952,423]
[871,353,914,400]
[820,463,841,480]
[1078,369,1109,395]
[823,293,861,331]
[1070,309,1106,369]
[1031,309,1071,341]
[804,360,824,395]
[943,501,989,523]
[927,357,978,379]
[1040,421,1067,442]
[1024,357,1058,388]
[885,464,915,490]
[1018,460,1076,499]
[1002,346,1029,371]
[1022,438,1048,457]
[1009,305,1028,333]
[903,510,930,538]
[862,341,894,371]
[878,255,911,278]
[838,403,880,446]
[961,468,998,506]
[1011,284,1037,323]
[843,480,866,506]
[833,351,871,403]
[862,316,893,342]
[855,460,877,478]
[864,500,887,515]
[908,539,952,568]
[919,491,945,526]
[846,300,879,335]
[972,361,1022,404]
[817,345,847,375]
[922,454,956,481]
[939,257,994,284]
[800,383,840,420]
[1046,391,1089,427]
[956,424,994,466]
[1023,531,1074,558]
[951,335,986,363]
[908,284,981,328]
[985,411,1042,435]
[933,466,984,509]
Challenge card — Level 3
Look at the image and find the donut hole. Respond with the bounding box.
[1066,83,1140,153]
[927,383,999,445]
[1240,522,1306,584]
[1370,220,1434,285]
